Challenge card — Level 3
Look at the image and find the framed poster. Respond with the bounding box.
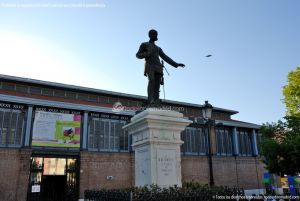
[32,111,81,148]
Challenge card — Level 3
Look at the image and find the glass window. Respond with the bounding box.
[88,118,128,152]
[181,127,208,155]
[216,127,233,156]
[43,158,66,175]
[0,108,25,147]
[66,159,76,171]
[32,157,43,170]
[237,128,253,156]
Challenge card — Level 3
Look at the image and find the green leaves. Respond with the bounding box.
[283,67,300,118]
[260,67,300,176]
[260,121,284,139]
[260,116,300,176]
[84,182,245,201]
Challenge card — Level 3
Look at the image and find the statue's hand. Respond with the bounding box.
[177,63,185,68]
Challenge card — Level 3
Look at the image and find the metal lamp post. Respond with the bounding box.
[201,100,215,186]
[202,100,213,120]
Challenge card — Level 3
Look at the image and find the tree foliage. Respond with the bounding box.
[283,67,300,118]
[260,118,300,176]
[260,67,300,176]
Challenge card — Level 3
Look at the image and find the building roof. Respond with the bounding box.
[0,74,239,115]
[216,119,261,129]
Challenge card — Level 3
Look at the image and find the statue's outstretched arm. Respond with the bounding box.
[159,48,185,68]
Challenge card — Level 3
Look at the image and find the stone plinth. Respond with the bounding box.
[123,109,191,188]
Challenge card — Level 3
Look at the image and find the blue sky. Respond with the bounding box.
[0,0,299,124]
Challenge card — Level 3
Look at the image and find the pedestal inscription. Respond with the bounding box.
[157,149,177,185]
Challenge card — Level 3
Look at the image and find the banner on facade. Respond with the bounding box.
[32,111,81,148]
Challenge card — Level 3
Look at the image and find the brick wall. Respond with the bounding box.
[0,148,31,201]
[78,152,265,199]
[181,155,266,189]
[181,156,209,184]
[233,157,265,189]
[0,148,266,201]
[79,151,134,198]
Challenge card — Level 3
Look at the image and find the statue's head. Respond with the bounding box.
[148,29,158,41]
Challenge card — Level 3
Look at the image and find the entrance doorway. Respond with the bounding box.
[42,175,66,201]
[27,156,79,201]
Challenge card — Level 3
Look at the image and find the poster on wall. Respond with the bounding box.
[32,111,81,148]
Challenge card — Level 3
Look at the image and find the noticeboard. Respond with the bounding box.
[32,111,81,148]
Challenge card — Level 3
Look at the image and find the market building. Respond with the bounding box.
[0,74,264,201]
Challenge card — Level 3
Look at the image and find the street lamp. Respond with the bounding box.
[201,100,215,186]
[202,100,213,119]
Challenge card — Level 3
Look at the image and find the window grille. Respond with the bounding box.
[0,108,25,147]
[216,127,233,156]
[181,127,208,155]
[237,129,253,156]
[88,118,129,152]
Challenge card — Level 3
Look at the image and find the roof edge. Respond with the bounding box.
[0,74,239,115]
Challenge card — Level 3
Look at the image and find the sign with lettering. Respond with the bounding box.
[32,111,81,148]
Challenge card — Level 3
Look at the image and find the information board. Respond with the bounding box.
[32,111,81,148]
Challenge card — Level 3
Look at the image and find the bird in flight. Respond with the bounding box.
[206,55,212,57]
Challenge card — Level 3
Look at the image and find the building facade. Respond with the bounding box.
[0,74,264,201]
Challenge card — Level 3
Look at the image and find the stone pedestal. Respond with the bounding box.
[123,109,191,188]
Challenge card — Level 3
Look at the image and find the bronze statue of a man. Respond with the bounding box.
[136,29,185,106]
